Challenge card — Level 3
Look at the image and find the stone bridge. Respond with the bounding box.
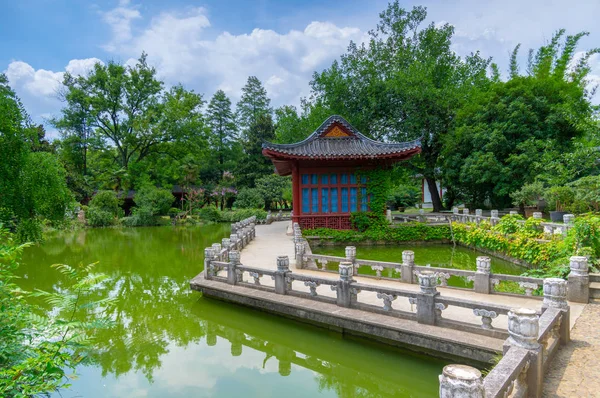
[191,219,597,397]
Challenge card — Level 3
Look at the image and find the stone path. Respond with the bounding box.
[543,301,600,397]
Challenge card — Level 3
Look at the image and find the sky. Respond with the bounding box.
[2,0,600,138]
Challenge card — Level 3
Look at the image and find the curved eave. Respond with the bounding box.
[262,146,421,161]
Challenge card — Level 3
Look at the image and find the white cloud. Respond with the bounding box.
[101,5,366,106]
[101,0,142,52]
[65,58,104,76]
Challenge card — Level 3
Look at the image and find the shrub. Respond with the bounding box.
[234,188,264,209]
[198,206,222,222]
[305,223,451,243]
[134,187,174,216]
[510,181,544,207]
[89,191,121,217]
[220,208,267,222]
[544,186,575,212]
[15,218,43,242]
[350,212,388,232]
[86,208,115,227]
[121,207,158,227]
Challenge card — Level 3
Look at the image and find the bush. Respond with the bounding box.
[134,187,174,216]
[234,188,264,209]
[305,223,450,243]
[220,208,267,222]
[89,191,121,217]
[388,185,420,209]
[544,186,575,212]
[198,206,222,222]
[86,208,115,227]
[121,207,158,227]
[350,212,388,232]
[15,218,43,242]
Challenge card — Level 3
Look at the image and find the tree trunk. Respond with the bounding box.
[425,176,444,212]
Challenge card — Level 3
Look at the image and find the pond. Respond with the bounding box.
[19,226,448,398]
[312,243,525,288]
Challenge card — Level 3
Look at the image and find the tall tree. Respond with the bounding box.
[58,53,164,170]
[236,76,271,139]
[207,90,237,173]
[310,3,490,211]
[236,114,276,188]
[442,30,599,207]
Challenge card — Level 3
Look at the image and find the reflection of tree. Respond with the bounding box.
[18,225,230,381]
[20,225,444,397]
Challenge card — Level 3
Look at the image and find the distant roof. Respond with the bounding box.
[263,115,420,160]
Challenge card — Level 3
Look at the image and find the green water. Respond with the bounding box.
[313,244,525,288]
[19,226,448,398]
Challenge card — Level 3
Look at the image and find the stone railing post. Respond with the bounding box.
[542,278,570,344]
[490,210,499,226]
[230,233,239,250]
[563,214,574,225]
[439,364,484,398]
[509,210,519,216]
[335,262,355,308]
[274,256,290,295]
[452,207,459,222]
[386,209,392,223]
[505,308,542,398]
[345,246,357,275]
[401,250,415,284]
[227,250,241,285]
[204,247,216,279]
[474,256,491,294]
[567,256,589,303]
[212,243,222,260]
[416,271,439,325]
[295,242,306,269]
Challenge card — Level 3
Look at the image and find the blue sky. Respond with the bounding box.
[3,0,599,138]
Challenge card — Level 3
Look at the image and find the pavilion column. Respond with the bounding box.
[292,161,300,224]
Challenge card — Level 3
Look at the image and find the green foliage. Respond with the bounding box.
[207,90,238,174]
[0,228,115,397]
[121,207,161,227]
[544,186,575,212]
[134,186,174,216]
[15,218,43,243]
[88,190,121,216]
[219,208,267,222]
[197,207,222,222]
[350,212,387,233]
[452,214,600,278]
[443,30,598,208]
[361,169,390,215]
[305,224,451,243]
[570,175,600,212]
[86,208,116,227]
[510,182,544,207]
[255,174,291,210]
[234,188,264,209]
[388,185,420,209]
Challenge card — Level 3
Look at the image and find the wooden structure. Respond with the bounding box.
[262,115,421,229]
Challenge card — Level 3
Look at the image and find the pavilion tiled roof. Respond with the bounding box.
[262,115,421,160]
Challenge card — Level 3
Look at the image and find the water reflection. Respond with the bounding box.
[19,226,446,397]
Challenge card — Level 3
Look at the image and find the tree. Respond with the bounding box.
[442,30,599,207]
[0,74,72,239]
[256,174,292,210]
[310,3,490,211]
[236,114,277,188]
[274,100,332,144]
[236,76,271,139]
[207,90,237,174]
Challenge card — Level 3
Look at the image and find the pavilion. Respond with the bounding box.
[262,115,421,229]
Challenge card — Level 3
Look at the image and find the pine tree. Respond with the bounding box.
[236,76,271,141]
[207,90,237,171]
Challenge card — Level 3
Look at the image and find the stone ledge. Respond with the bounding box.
[191,274,504,365]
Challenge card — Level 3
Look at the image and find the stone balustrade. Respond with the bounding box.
[202,253,570,343]
[441,278,570,398]
[303,248,557,299]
